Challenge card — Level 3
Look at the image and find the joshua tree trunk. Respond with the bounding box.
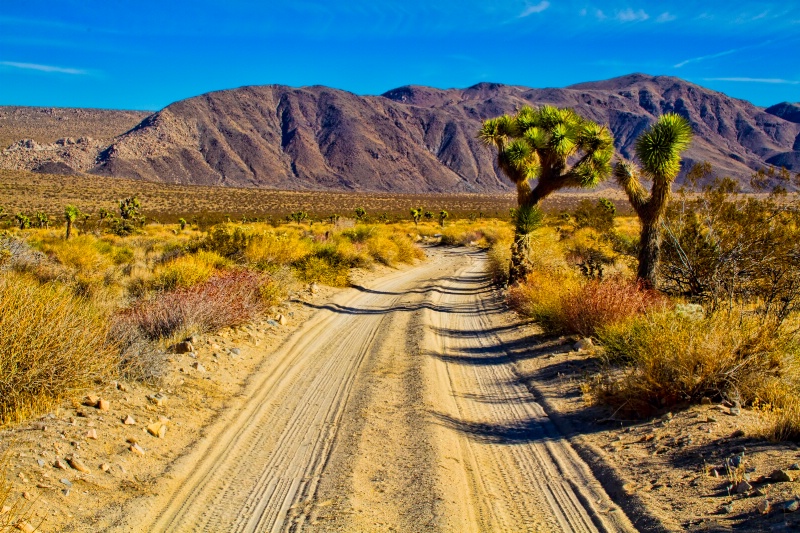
[637,218,660,288]
[65,219,72,239]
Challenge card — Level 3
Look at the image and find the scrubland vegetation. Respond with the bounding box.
[0,204,429,425]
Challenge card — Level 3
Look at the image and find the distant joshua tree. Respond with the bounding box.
[480,105,614,282]
[179,218,187,231]
[329,214,340,224]
[424,211,434,221]
[439,210,449,227]
[64,205,80,239]
[290,211,309,225]
[354,207,367,221]
[410,207,423,225]
[34,211,49,229]
[15,213,30,230]
[614,113,692,288]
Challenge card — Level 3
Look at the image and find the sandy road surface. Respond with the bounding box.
[111,248,634,532]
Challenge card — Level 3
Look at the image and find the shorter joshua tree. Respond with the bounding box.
[15,213,30,230]
[354,207,367,221]
[290,211,308,225]
[329,213,340,224]
[34,211,49,229]
[410,207,423,225]
[64,205,80,239]
[439,210,449,227]
[179,218,187,231]
[424,211,434,221]
[614,113,693,288]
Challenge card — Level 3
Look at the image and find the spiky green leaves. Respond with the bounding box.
[635,113,693,181]
[513,205,544,235]
[479,105,614,193]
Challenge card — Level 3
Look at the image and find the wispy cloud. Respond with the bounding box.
[0,61,87,75]
[704,77,800,85]
[519,1,550,18]
[616,8,649,22]
[674,47,741,68]
[656,12,676,23]
[595,9,607,20]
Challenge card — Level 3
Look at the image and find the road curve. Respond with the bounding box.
[110,248,635,533]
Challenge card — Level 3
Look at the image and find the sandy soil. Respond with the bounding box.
[3,247,798,532]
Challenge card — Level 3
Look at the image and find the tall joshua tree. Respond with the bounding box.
[64,205,80,239]
[480,106,614,282]
[614,113,692,288]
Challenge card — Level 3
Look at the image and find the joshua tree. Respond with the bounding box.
[439,210,449,227]
[64,205,80,239]
[178,218,187,231]
[480,105,614,282]
[290,211,308,225]
[354,207,367,221]
[119,197,141,220]
[329,213,340,224]
[15,213,30,230]
[410,207,423,225]
[34,211,49,229]
[614,113,692,288]
[424,211,434,221]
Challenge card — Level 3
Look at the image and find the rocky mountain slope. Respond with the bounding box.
[1,75,798,192]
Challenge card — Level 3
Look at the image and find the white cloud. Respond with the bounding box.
[704,77,800,84]
[674,47,740,68]
[595,9,607,20]
[656,12,676,23]
[519,1,550,18]
[0,61,86,75]
[616,8,649,22]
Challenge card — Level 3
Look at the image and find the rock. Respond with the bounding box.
[735,480,752,494]
[785,500,799,512]
[789,463,800,471]
[59,478,72,487]
[720,503,734,514]
[277,314,288,326]
[731,429,745,438]
[266,319,279,327]
[185,335,198,344]
[756,499,770,514]
[31,422,46,431]
[573,338,594,351]
[116,382,128,392]
[192,362,206,373]
[309,282,318,294]
[129,443,145,455]
[230,348,241,356]
[211,343,221,351]
[171,341,194,354]
[123,415,136,425]
[21,492,32,501]
[706,416,717,423]
[147,393,167,406]
[147,422,167,439]
[83,395,100,407]
[770,469,794,482]
[100,463,111,473]
[54,459,68,470]
[86,429,97,440]
[66,456,89,473]
[36,459,45,468]
[14,520,36,533]
[97,399,110,411]
[701,397,712,405]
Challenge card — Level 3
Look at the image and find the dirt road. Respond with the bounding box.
[112,248,635,532]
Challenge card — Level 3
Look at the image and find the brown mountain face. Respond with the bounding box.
[1,75,798,192]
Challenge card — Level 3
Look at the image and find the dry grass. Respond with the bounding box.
[0,273,116,425]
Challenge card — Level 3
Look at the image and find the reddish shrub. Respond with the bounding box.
[114,270,269,341]
[560,278,665,337]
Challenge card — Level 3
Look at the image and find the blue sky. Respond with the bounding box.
[0,1,798,110]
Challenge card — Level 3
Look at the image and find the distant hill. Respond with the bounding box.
[1,75,798,192]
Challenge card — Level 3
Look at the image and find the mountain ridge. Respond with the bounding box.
[1,74,798,193]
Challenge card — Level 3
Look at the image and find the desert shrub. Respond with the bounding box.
[573,198,616,233]
[151,250,229,291]
[559,278,664,337]
[202,224,254,258]
[487,237,512,284]
[294,254,350,287]
[507,270,580,332]
[115,270,269,341]
[390,233,424,263]
[591,309,799,416]
[245,232,312,269]
[0,273,116,424]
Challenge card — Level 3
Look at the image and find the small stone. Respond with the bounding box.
[147,393,167,406]
[171,341,194,354]
[785,500,799,513]
[54,459,68,470]
[266,319,279,327]
[100,463,111,473]
[277,314,288,326]
[701,397,712,405]
[83,395,100,407]
[309,282,318,294]
[22,491,32,500]
[788,463,800,471]
[36,459,45,468]
[230,348,241,356]
[770,469,794,482]
[126,436,138,444]
[66,456,89,473]
[735,480,752,494]
[124,415,136,425]
[211,343,221,351]
[31,422,46,431]
[97,399,110,411]
[116,382,128,392]
[129,443,145,456]
[706,416,717,423]
[192,362,206,373]
[756,499,770,514]
[729,406,741,416]
[86,429,97,440]
[15,520,36,533]
[147,422,167,438]
[731,429,745,438]
[720,503,734,514]
[573,338,594,351]
[59,478,72,488]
